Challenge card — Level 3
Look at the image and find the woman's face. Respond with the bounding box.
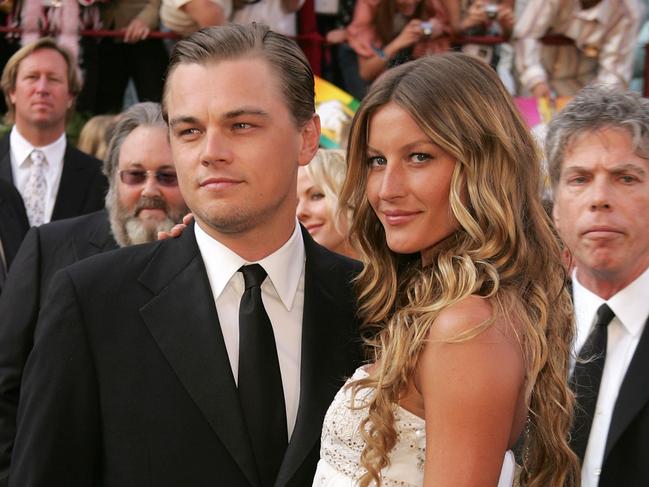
[365,102,459,261]
[297,167,348,253]
[395,0,419,16]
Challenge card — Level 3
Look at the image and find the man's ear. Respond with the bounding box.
[297,114,321,167]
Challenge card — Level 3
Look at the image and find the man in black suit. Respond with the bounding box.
[9,24,362,487]
[0,37,107,228]
[0,101,188,486]
[0,179,28,292]
[548,86,649,486]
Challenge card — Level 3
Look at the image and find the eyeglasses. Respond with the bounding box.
[119,170,178,187]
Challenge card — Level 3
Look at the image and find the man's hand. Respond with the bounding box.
[158,213,194,240]
[124,18,151,43]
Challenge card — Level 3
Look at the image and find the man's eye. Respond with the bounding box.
[619,175,637,184]
[233,122,253,130]
[568,176,587,185]
[179,128,200,137]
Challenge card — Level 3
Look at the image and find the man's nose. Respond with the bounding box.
[141,173,163,197]
[35,75,49,93]
[589,176,612,211]
[201,130,231,166]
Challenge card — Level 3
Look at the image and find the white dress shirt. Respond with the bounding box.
[194,221,305,439]
[572,265,649,487]
[9,126,66,225]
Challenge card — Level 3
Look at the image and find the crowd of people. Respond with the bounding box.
[0,0,647,110]
[0,5,648,487]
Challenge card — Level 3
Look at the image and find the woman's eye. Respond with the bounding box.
[368,156,386,167]
[410,152,431,163]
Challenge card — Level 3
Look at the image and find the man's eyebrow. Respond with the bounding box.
[168,116,200,128]
[168,109,270,128]
[609,162,647,176]
[222,108,270,120]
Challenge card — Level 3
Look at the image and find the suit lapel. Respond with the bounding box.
[138,226,260,487]
[275,229,353,486]
[604,314,649,460]
[72,210,117,260]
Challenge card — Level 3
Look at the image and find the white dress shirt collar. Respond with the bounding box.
[194,220,305,310]
[10,126,66,171]
[573,265,649,342]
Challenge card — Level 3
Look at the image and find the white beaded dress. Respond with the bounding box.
[313,367,516,487]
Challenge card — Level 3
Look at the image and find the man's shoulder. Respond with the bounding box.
[36,209,108,238]
[65,239,164,279]
[63,143,103,170]
[304,234,361,277]
[63,230,197,289]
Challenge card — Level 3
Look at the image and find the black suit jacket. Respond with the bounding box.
[597,312,649,486]
[0,210,117,486]
[0,179,28,279]
[0,132,107,222]
[9,225,362,487]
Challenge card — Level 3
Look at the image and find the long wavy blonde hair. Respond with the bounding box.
[340,53,579,487]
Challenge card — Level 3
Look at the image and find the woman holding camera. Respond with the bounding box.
[346,0,451,81]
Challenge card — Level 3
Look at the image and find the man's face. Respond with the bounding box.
[9,48,73,132]
[110,125,188,246]
[165,57,319,253]
[553,127,649,294]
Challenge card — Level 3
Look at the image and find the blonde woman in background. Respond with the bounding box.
[297,149,359,259]
[313,53,579,486]
[77,114,117,160]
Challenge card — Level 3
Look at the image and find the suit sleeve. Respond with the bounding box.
[8,269,100,487]
[0,228,43,486]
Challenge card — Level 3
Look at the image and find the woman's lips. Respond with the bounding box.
[381,210,420,225]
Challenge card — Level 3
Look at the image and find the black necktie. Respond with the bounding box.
[238,264,287,486]
[570,303,615,461]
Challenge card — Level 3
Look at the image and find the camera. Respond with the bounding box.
[421,21,434,37]
[485,4,499,19]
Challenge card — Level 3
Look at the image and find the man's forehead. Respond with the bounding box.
[166,58,284,112]
[19,48,68,71]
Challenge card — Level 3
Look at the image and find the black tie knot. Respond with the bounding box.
[595,303,615,328]
[239,264,267,290]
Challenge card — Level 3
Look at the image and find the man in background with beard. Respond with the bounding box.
[0,101,188,487]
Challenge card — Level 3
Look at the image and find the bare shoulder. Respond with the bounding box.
[428,295,514,345]
[418,294,525,393]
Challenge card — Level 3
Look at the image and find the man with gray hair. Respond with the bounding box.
[548,85,649,486]
[9,23,361,487]
[0,102,187,487]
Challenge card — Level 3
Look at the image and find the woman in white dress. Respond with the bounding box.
[313,53,579,486]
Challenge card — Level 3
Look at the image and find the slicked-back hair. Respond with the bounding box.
[546,85,649,188]
[162,23,315,128]
[103,102,166,182]
[0,37,81,123]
